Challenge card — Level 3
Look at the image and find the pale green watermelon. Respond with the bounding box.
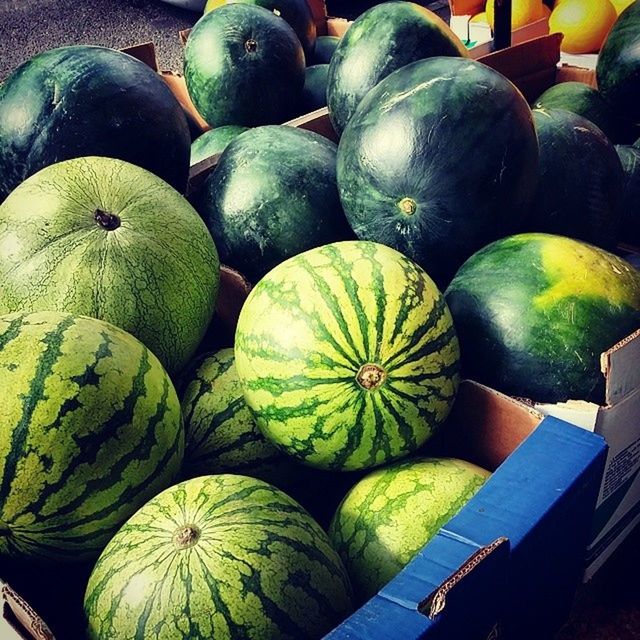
[0,156,219,374]
[0,311,184,563]
[329,456,490,602]
[84,474,353,639]
[235,240,460,471]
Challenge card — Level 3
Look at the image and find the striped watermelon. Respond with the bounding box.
[329,457,490,602]
[84,474,354,639]
[181,348,294,483]
[0,311,184,563]
[234,241,460,471]
[0,156,220,375]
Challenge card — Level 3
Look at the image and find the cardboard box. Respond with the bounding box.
[327,381,607,639]
[0,382,607,640]
[536,330,640,580]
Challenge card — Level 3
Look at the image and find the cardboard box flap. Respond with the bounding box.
[1,582,54,640]
[434,380,543,471]
[602,328,640,406]
[119,41,159,72]
[477,33,561,91]
[449,0,485,17]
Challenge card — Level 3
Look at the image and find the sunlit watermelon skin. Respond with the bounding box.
[445,233,640,403]
[84,475,354,640]
[329,457,490,602]
[336,56,539,287]
[235,241,460,471]
[0,311,184,563]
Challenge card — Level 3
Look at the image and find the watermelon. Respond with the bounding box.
[445,233,640,403]
[235,241,460,471]
[196,125,352,283]
[84,475,354,639]
[190,125,249,166]
[0,156,219,375]
[302,64,329,113]
[597,0,640,124]
[203,0,317,57]
[532,81,640,144]
[524,108,624,250]
[312,35,340,64]
[616,145,640,245]
[0,45,190,202]
[181,348,294,483]
[326,1,468,135]
[337,56,539,287]
[184,4,305,127]
[0,311,184,563]
[329,457,490,602]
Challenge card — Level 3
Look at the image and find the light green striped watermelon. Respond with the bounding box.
[329,457,490,602]
[181,348,295,483]
[84,474,354,640]
[0,311,184,563]
[0,156,220,375]
[235,241,460,471]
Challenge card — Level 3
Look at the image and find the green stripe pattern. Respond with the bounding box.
[0,311,184,563]
[181,348,296,485]
[329,456,490,602]
[235,240,460,471]
[0,156,220,374]
[84,474,354,640]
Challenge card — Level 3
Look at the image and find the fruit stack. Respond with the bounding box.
[0,1,639,639]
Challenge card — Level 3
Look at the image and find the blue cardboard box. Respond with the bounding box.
[327,380,608,640]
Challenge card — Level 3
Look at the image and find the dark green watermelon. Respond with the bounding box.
[196,125,353,282]
[190,125,249,166]
[445,233,640,404]
[312,35,340,64]
[532,81,640,144]
[204,0,317,58]
[301,64,329,113]
[337,57,539,287]
[616,144,640,246]
[524,108,624,250]
[326,1,468,135]
[0,45,191,201]
[184,3,305,127]
[597,0,640,124]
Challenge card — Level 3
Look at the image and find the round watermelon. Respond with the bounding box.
[327,1,468,135]
[524,108,624,250]
[337,56,539,287]
[181,348,295,483]
[197,125,352,283]
[190,125,249,166]
[596,0,640,124]
[0,45,191,202]
[329,457,490,602]
[0,311,184,563]
[312,35,340,64]
[184,4,305,127]
[0,156,219,375]
[84,474,353,639]
[234,241,460,471]
[445,233,640,403]
[616,144,640,245]
[532,81,640,144]
[203,0,317,57]
[302,64,330,113]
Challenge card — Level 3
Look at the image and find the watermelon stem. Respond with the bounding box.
[397,197,417,216]
[173,524,201,550]
[94,209,121,231]
[356,363,386,390]
[245,39,258,54]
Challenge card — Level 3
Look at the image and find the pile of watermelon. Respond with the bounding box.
[1,0,640,638]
